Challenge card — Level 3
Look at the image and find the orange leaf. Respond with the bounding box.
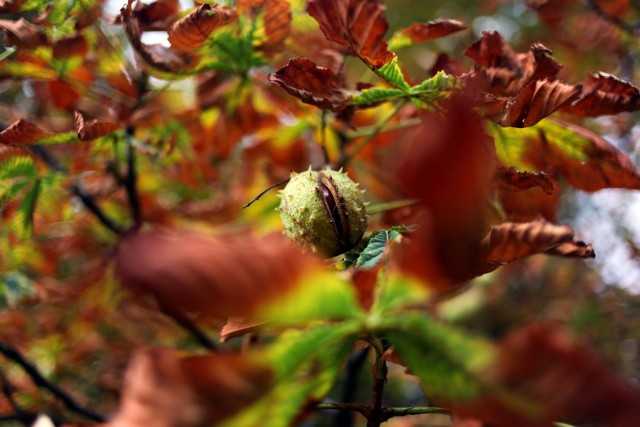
[74,112,120,141]
[167,4,236,53]
[263,0,291,49]
[307,0,394,68]
[268,58,350,112]
[0,119,51,145]
[454,323,640,427]
[108,348,272,427]
[399,18,467,43]
[114,231,313,318]
[563,72,640,117]
[494,166,554,195]
[0,18,47,49]
[220,318,265,343]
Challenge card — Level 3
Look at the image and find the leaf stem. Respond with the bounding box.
[340,100,408,167]
[242,178,290,208]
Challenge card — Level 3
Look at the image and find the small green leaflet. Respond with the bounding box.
[374,56,410,91]
[355,225,414,269]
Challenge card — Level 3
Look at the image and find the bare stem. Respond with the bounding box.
[124,126,142,229]
[0,341,106,423]
[242,178,290,208]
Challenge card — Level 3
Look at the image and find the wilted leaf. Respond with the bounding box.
[113,0,180,31]
[74,111,120,141]
[263,0,291,49]
[114,230,313,318]
[168,4,236,53]
[480,221,594,268]
[108,348,272,427]
[268,58,350,111]
[502,79,579,127]
[494,166,554,194]
[563,72,640,116]
[307,0,394,68]
[52,34,88,58]
[0,119,51,145]
[220,318,264,343]
[0,18,47,49]
[388,18,466,50]
[454,323,640,427]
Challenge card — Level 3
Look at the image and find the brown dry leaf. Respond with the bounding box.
[497,173,560,222]
[263,0,291,49]
[121,0,196,72]
[107,348,272,427]
[593,0,630,17]
[0,18,47,49]
[168,4,236,53]
[479,220,594,270]
[268,58,350,112]
[114,230,313,318]
[494,166,554,194]
[0,0,25,13]
[398,18,467,43]
[73,112,120,141]
[429,52,465,77]
[453,323,640,427]
[113,0,180,31]
[527,119,640,191]
[0,119,51,145]
[307,0,394,69]
[52,34,88,58]
[563,72,640,117]
[503,79,580,127]
[220,318,265,342]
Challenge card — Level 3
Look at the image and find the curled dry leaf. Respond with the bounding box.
[263,0,291,50]
[113,0,180,31]
[563,72,640,117]
[168,4,236,53]
[398,19,467,43]
[107,348,272,427]
[114,230,313,318]
[503,79,580,127]
[0,18,47,49]
[220,317,265,343]
[0,119,51,145]
[268,58,350,112]
[121,0,196,72]
[73,112,120,141]
[494,166,554,195]
[307,0,394,68]
[453,323,640,427]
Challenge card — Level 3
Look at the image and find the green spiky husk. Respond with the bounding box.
[279,168,368,257]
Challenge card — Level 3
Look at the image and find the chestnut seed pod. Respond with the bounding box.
[279,168,368,257]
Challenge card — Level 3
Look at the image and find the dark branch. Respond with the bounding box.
[332,347,370,427]
[158,304,218,352]
[242,178,290,209]
[0,341,107,423]
[124,126,142,229]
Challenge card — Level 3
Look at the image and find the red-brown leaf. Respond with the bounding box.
[526,119,640,191]
[307,0,394,68]
[479,220,594,269]
[113,0,180,31]
[0,119,51,145]
[494,166,554,194]
[52,34,88,59]
[0,18,47,49]
[107,348,272,427]
[563,72,640,117]
[168,4,236,53]
[121,0,196,72]
[220,318,265,343]
[503,79,580,127]
[455,323,640,427]
[399,19,467,43]
[114,230,313,318]
[74,112,120,141]
[268,58,350,112]
[0,0,25,13]
[263,0,291,49]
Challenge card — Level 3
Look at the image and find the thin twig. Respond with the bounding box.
[158,305,217,352]
[585,0,636,34]
[29,146,126,235]
[124,126,142,229]
[242,178,290,208]
[0,341,106,423]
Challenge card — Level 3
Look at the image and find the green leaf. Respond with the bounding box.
[15,178,42,236]
[350,87,406,106]
[409,71,460,109]
[355,225,413,270]
[373,56,410,91]
[257,271,364,325]
[0,156,36,180]
[34,131,81,145]
[381,311,495,401]
[223,323,358,427]
[387,31,413,51]
[370,272,430,316]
